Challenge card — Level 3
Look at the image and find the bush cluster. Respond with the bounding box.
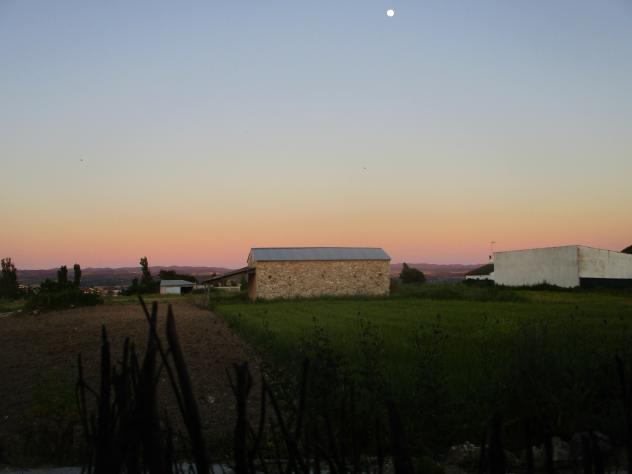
[122,257,160,295]
[0,257,20,299]
[26,287,102,310]
[391,281,527,302]
[399,263,426,284]
[25,263,103,310]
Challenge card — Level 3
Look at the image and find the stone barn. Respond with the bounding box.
[205,247,391,300]
[246,247,391,300]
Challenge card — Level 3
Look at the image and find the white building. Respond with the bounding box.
[160,279,196,295]
[493,245,632,288]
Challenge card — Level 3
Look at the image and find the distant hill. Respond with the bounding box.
[390,263,485,281]
[17,262,485,287]
[17,266,234,287]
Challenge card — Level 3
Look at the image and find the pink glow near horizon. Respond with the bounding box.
[6,217,631,270]
[2,2,632,269]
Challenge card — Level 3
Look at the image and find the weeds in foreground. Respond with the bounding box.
[75,300,632,474]
[4,370,79,467]
[5,298,632,473]
[75,299,422,474]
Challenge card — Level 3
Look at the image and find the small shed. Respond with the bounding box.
[160,279,196,295]
[464,263,494,281]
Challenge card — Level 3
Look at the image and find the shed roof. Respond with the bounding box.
[202,267,253,284]
[465,263,494,276]
[160,279,196,287]
[249,247,390,262]
[494,244,629,255]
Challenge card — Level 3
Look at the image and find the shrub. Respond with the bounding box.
[16,370,79,466]
[399,263,426,285]
[122,277,160,295]
[158,269,197,283]
[391,282,528,302]
[122,256,161,294]
[26,287,102,310]
[0,257,20,299]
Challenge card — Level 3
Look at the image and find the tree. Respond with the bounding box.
[122,257,159,294]
[73,263,82,288]
[29,262,102,309]
[158,270,196,283]
[57,265,69,287]
[140,257,153,288]
[0,257,19,299]
[124,277,139,295]
[399,263,426,285]
[622,245,632,255]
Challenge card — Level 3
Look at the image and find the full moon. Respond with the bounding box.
[386,8,395,17]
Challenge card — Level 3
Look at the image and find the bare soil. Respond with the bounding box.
[0,300,260,447]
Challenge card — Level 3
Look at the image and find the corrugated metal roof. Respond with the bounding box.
[160,279,196,287]
[249,247,390,262]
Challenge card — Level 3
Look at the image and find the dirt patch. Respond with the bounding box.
[0,300,260,448]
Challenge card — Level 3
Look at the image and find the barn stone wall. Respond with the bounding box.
[251,260,390,300]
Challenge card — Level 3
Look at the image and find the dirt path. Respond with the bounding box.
[0,300,260,446]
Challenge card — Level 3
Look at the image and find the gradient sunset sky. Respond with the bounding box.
[2,0,631,269]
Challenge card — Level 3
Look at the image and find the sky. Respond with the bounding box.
[1,0,632,269]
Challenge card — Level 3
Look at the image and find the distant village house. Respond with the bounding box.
[464,263,494,281]
[160,279,196,295]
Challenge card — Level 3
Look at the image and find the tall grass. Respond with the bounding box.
[217,288,632,459]
[76,299,427,474]
[73,297,631,474]
[391,283,528,302]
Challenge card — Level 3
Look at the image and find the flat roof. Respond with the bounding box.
[249,247,391,262]
[160,279,196,287]
[465,263,494,276]
[494,245,631,256]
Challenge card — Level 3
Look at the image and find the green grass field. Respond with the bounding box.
[217,286,632,375]
[103,292,204,305]
[0,298,25,313]
[1,292,206,313]
[216,285,632,449]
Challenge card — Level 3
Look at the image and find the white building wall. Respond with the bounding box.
[160,286,182,295]
[578,247,632,279]
[494,246,580,288]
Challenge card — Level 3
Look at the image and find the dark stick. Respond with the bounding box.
[386,401,414,474]
[95,326,112,474]
[616,355,632,474]
[166,304,210,474]
[232,362,251,474]
[487,412,506,474]
[544,432,555,474]
[524,419,534,474]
